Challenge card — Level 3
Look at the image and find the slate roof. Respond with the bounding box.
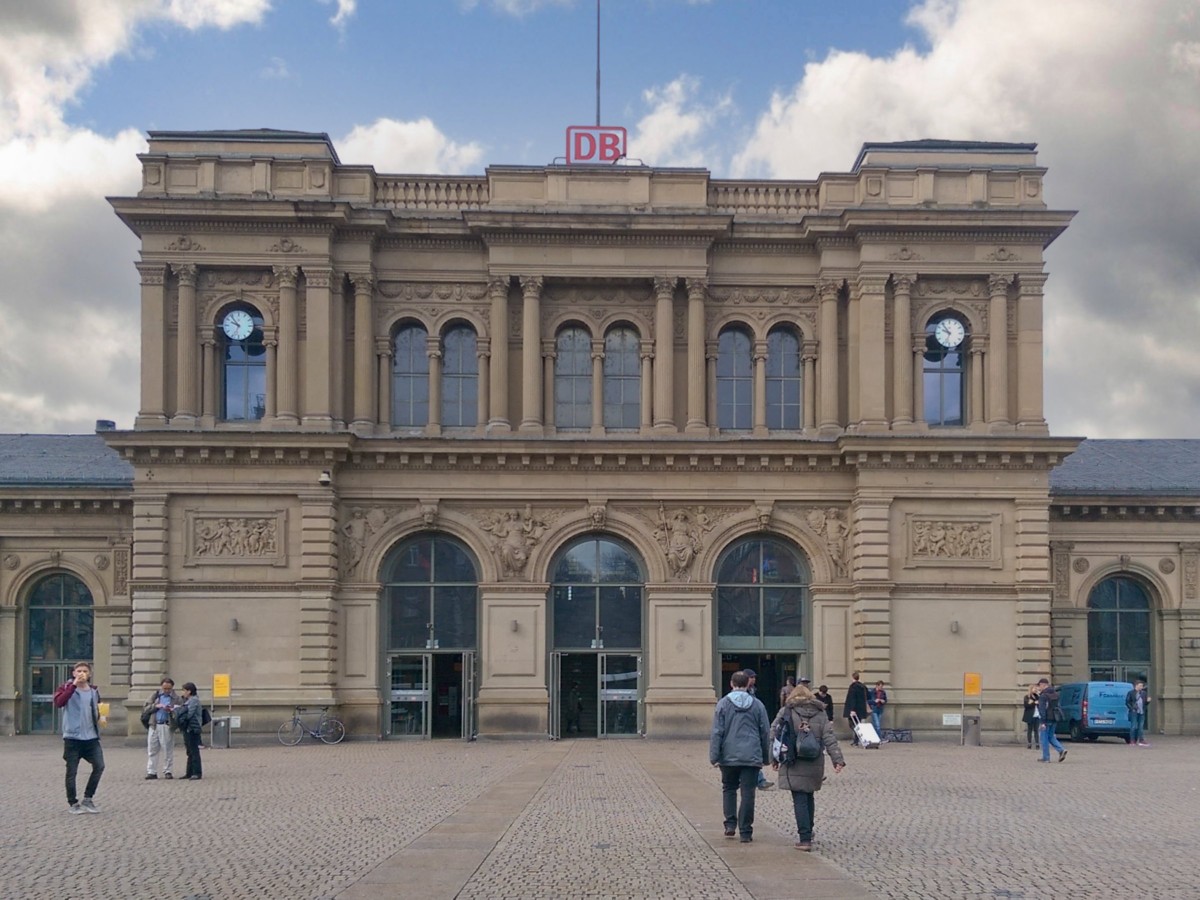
[1050,439,1200,497]
[0,435,132,488]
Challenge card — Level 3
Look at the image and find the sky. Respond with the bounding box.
[0,0,1197,438]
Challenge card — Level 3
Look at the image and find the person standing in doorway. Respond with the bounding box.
[779,676,796,707]
[1021,683,1040,749]
[1036,677,1067,762]
[743,669,772,789]
[842,672,869,746]
[870,680,888,735]
[709,670,771,843]
[143,677,180,779]
[53,661,105,814]
[1126,680,1151,747]
[175,682,204,780]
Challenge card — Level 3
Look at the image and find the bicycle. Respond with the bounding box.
[277,706,346,745]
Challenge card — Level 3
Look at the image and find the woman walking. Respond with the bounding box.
[175,682,204,780]
[771,684,845,851]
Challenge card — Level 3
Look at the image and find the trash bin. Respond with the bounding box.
[962,715,981,746]
[211,716,231,749]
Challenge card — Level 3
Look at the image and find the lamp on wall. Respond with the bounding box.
[677,618,686,632]
[510,619,519,633]
[230,618,239,632]
[949,620,959,634]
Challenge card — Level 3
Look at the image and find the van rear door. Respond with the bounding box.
[1086,682,1132,730]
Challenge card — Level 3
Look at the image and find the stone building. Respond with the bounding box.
[0,130,1196,739]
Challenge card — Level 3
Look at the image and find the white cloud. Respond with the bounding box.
[731,0,1200,438]
[319,0,357,29]
[630,76,733,168]
[339,118,486,174]
[261,56,291,79]
[457,0,573,16]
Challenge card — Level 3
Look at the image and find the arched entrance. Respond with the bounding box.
[380,533,479,739]
[548,534,646,738]
[26,572,94,734]
[1087,574,1152,687]
[714,535,810,721]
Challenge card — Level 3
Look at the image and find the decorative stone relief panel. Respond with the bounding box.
[541,285,654,336]
[708,287,818,334]
[801,507,851,579]
[1182,543,1200,601]
[339,505,415,577]
[198,269,279,322]
[631,504,735,582]
[375,282,490,334]
[474,506,571,580]
[913,278,988,332]
[114,548,130,595]
[185,511,286,567]
[1049,541,1072,601]
[905,514,1002,569]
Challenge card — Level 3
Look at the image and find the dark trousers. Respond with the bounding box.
[63,738,104,804]
[1025,719,1038,747]
[720,765,759,837]
[790,789,816,841]
[184,729,203,778]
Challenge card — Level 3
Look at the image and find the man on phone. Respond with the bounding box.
[53,661,105,814]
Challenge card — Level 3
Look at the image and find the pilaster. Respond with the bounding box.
[817,279,840,435]
[987,273,1013,430]
[643,583,718,738]
[477,583,549,738]
[135,262,168,427]
[171,263,198,426]
[1015,272,1048,433]
[301,266,335,429]
[519,275,543,433]
[273,266,300,425]
[685,278,708,433]
[350,273,376,434]
[891,274,914,429]
[652,276,676,431]
[487,277,511,433]
[856,275,888,432]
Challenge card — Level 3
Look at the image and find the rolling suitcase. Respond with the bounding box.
[850,711,881,749]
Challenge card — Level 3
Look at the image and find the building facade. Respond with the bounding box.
[1,131,1196,739]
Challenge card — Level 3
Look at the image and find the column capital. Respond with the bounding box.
[541,339,557,359]
[854,274,889,294]
[817,278,841,301]
[349,272,375,294]
[173,263,198,286]
[477,336,492,356]
[591,339,605,361]
[303,266,334,289]
[488,276,510,299]
[705,339,719,360]
[272,265,299,288]
[912,336,927,354]
[988,273,1014,296]
[135,262,167,286]
[801,340,819,362]
[1016,271,1049,294]
[752,339,769,362]
[375,337,393,357]
[891,273,915,294]
[685,277,708,297]
[519,274,543,296]
[653,275,678,298]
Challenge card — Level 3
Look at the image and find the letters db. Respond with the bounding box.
[566,126,627,164]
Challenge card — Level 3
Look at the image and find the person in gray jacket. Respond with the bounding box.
[709,670,771,843]
[771,684,845,851]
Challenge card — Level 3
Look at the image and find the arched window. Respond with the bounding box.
[26,572,94,733]
[381,534,478,650]
[441,324,478,427]
[551,536,644,650]
[1087,575,1152,683]
[220,306,266,421]
[715,537,809,650]
[766,326,802,430]
[716,326,753,430]
[603,326,640,429]
[554,326,592,430]
[392,324,429,427]
[923,314,968,426]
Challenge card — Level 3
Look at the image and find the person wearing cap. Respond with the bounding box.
[743,669,772,789]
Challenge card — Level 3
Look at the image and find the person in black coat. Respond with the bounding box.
[842,672,870,745]
[1021,683,1040,749]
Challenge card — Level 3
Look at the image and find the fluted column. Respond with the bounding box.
[135,263,168,427]
[911,337,926,426]
[302,266,334,429]
[542,341,557,429]
[817,279,840,434]
[652,276,676,431]
[970,348,985,427]
[857,275,887,431]
[476,339,491,432]
[891,274,914,428]
[350,273,375,432]
[487,277,510,432]
[263,332,277,419]
[273,266,299,425]
[987,273,1012,427]
[802,342,817,431]
[1016,273,1048,432]
[200,336,216,421]
[640,342,654,431]
[376,338,393,428]
[753,339,768,435]
[591,339,605,434]
[519,275,543,432]
[172,263,199,426]
[685,277,707,432]
[426,335,442,435]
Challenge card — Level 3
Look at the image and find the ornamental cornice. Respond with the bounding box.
[482,232,716,248]
[712,239,815,255]
[709,287,816,307]
[129,219,337,236]
[851,227,1059,246]
[0,496,131,514]
[376,281,489,302]
[377,237,482,252]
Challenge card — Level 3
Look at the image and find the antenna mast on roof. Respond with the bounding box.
[595,0,601,126]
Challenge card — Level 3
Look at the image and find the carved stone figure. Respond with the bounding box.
[653,504,714,579]
[193,517,278,557]
[806,507,849,578]
[911,519,993,561]
[484,506,548,578]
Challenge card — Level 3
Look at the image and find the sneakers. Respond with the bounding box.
[68,803,87,815]
[795,841,812,851]
[80,799,99,814]
[164,773,174,779]
[739,834,753,843]
[145,774,158,780]
[1138,741,1150,747]
[1058,749,1068,762]
[757,780,774,790]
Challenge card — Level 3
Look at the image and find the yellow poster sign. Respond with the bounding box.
[963,672,982,696]
[213,673,231,699]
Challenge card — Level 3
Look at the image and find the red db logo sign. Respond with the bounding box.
[566,126,627,164]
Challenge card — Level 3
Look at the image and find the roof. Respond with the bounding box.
[0,435,133,488]
[1050,439,1200,497]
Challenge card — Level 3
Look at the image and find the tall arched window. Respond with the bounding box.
[441,324,478,428]
[220,305,266,421]
[766,326,802,430]
[923,314,968,426]
[603,325,640,429]
[1087,575,1152,683]
[716,537,809,649]
[716,326,753,430]
[381,534,479,650]
[392,324,430,427]
[26,572,94,733]
[554,326,592,430]
[551,536,644,650]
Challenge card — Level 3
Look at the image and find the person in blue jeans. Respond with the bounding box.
[870,680,888,735]
[1126,680,1151,746]
[1036,678,1067,763]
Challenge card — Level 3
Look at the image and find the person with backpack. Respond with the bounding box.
[141,677,181,779]
[709,670,771,843]
[174,682,204,780]
[1035,677,1067,763]
[771,683,845,851]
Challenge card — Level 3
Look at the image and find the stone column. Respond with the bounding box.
[970,348,985,427]
[817,279,841,434]
[987,273,1012,428]
[1016,273,1048,432]
[590,339,605,433]
[487,277,510,432]
[802,342,818,431]
[640,342,654,431]
[350,274,376,433]
[519,275,543,432]
[135,263,168,427]
[263,332,277,419]
[476,339,491,432]
[376,338,393,428]
[857,275,888,432]
[753,339,768,435]
[705,340,718,428]
[891,274,914,428]
[302,266,334,429]
[172,263,199,426]
[911,337,926,425]
[426,334,442,436]
[542,340,557,429]
[685,278,707,432]
[845,280,860,427]
[652,276,676,431]
[330,274,345,427]
[200,336,217,421]
[273,266,299,426]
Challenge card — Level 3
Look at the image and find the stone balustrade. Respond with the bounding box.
[374,176,490,210]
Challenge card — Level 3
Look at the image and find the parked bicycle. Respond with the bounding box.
[277,706,346,745]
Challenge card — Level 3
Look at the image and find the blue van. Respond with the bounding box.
[1054,681,1133,742]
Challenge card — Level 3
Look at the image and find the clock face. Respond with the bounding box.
[933,317,966,349]
[222,309,255,341]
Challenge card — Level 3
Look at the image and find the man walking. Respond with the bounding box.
[143,677,180,779]
[842,672,869,746]
[1126,679,1151,747]
[709,670,771,843]
[1036,677,1068,763]
[53,661,105,814]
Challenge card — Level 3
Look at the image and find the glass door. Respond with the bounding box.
[388,653,430,738]
[549,652,563,739]
[599,653,641,737]
[461,651,477,741]
[27,662,74,734]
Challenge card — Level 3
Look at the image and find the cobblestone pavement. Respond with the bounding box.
[2,733,1198,899]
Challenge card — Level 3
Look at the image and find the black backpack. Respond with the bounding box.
[774,709,822,764]
[1045,694,1064,722]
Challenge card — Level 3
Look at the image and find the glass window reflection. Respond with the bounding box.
[381,534,478,650]
[393,324,430,427]
[551,536,645,650]
[221,306,266,421]
[715,537,809,645]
